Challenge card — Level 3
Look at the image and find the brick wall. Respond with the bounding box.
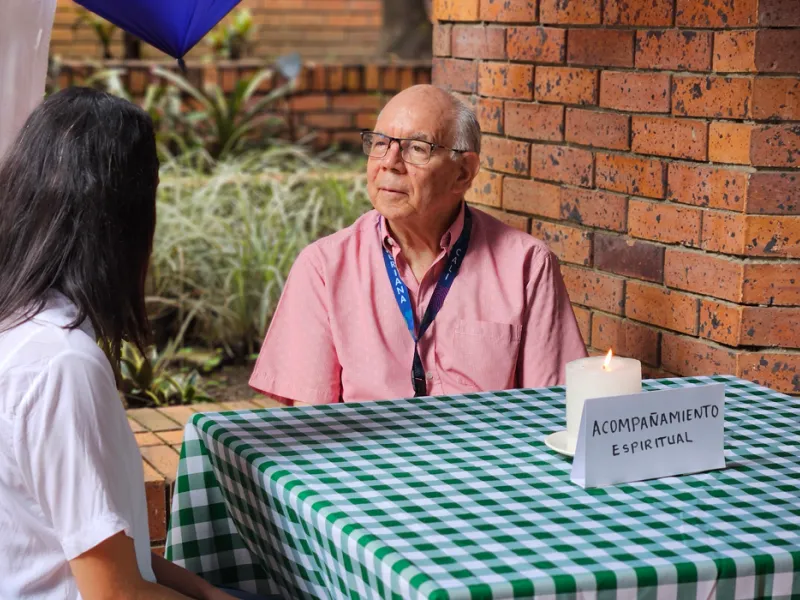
[52,0,383,61]
[56,60,430,148]
[433,0,800,394]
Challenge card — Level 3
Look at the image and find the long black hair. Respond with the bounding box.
[0,86,159,372]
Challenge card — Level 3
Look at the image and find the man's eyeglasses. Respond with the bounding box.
[360,131,467,166]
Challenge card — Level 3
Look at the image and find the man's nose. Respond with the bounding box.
[381,139,405,168]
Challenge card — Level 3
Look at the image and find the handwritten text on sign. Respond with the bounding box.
[571,384,726,489]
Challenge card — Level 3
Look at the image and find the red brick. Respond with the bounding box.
[451,25,506,60]
[479,62,534,100]
[746,172,800,215]
[713,31,757,72]
[289,94,329,111]
[135,432,162,447]
[600,71,671,113]
[759,0,800,26]
[304,113,352,130]
[481,136,530,175]
[480,0,537,21]
[502,178,559,216]
[466,170,503,208]
[750,125,800,168]
[573,305,592,345]
[664,248,745,303]
[331,95,383,112]
[531,220,593,266]
[743,263,800,306]
[143,463,167,542]
[753,77,800,120]
[676,0,757,27]
[667,163,747,211]
[477,97,504,134]
[433,0,480,21]
[534,67,598,105]
[540,0,600,24]
[507,27,566,63]
[756,30,800,73]
[140,445,180,484]
[433,23,452,57]
[476,205,530,232]
[565,109,629,151]
[672,76,752,119]
[743,216,800,258]
[530,144,594,187]
[628,199,702,246]
[127,408,180,433]
[741,307,800,348]
[505,102,564,142]
[355,112,377,130]
[662,333,738,377]
[701,211,747,255]
[567,29,634,68]
[605,0,673,26]
[560,189,628,231]
[594,233,665,283]
[432,58,477,93]
[635,30,712,71]
[596,153,666,198]
[738,352,800,394]
[562,265,625,314]
[626,282,699,335]
[699,299,743,346]
[632,116,708,161]
[708,122,753,165]
[592,314,660,366]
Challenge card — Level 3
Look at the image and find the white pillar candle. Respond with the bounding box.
[565,351,642,453]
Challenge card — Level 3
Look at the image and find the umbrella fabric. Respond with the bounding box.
[72,0,242,60]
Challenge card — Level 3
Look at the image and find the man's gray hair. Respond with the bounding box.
[447,92,481,156]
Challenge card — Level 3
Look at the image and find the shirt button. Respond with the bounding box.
[426,371,434,380]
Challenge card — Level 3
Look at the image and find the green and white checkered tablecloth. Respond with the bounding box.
[165,375,800,599]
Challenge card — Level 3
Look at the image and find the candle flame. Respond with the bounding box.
[603,348,613,371]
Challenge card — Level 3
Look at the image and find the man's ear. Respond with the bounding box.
[453,152,481,195]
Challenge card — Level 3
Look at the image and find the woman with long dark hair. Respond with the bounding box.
[0,87,242,599]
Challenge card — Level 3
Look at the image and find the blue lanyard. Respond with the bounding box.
[381,205,472,396]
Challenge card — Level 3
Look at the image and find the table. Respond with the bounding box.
[165,375,800,599]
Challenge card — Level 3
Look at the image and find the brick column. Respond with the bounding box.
[432,0,800,394]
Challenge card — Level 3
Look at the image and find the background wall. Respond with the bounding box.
[52,0,383,61]
[433,0,800,394]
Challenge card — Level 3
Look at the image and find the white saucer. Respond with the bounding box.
[544,430,575,457]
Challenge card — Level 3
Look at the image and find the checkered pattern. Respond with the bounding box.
[165,376,800,599]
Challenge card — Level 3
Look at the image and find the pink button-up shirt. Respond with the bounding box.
[250,203,587,404]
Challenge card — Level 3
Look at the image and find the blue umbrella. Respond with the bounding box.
[72,0,243,68]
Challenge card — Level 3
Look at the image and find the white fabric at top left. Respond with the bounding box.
[0,292,156,599]
[0,0,56,159]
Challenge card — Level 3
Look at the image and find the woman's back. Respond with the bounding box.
[0,292,154,598]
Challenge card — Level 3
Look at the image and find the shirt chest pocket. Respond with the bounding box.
[447,319,522,391]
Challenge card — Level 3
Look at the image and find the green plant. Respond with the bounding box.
[152,65,294,161]
[206,9,255,60]
[147,148,371,360]
[119,340,212,407]
[72,8,117,59]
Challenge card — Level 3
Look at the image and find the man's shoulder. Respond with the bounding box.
[293,209,380,268]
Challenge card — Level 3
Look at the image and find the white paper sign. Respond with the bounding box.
[571,383,726,488]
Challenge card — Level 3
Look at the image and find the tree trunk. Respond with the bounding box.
[380,0,432,60]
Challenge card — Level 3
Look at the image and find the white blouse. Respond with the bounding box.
[0,292,155,598]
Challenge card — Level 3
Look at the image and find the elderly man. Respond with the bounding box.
[250,84,587,405]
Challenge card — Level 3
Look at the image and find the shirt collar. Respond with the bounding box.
[379,201,466,254]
